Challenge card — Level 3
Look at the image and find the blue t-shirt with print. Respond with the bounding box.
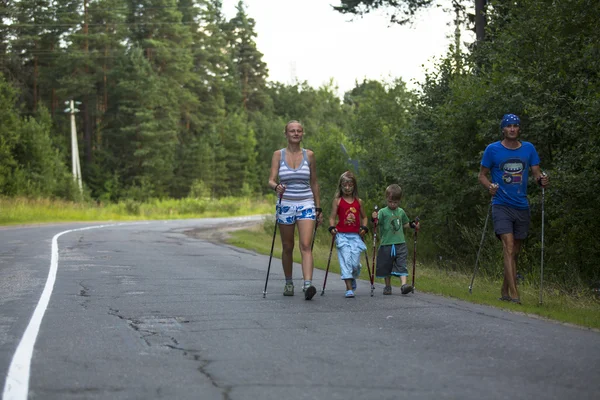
[481,141,540,209]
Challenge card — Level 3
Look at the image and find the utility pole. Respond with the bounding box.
[64,100,83,192]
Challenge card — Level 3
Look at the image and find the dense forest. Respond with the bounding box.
[1,0,598,290]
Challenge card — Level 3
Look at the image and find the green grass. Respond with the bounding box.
[0,196,273,225]
[228,225,600,331]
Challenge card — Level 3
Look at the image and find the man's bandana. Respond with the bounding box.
[501,114,520,129]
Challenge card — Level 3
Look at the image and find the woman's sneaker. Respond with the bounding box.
[283,283,294,296]
[304,285,317,300]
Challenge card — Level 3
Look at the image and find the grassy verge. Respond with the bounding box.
[228,225,600,331]
[0,196,273,225]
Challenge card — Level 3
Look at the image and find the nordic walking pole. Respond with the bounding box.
[539,172,547,305]
[362,237,374,297]
[411,216,420,293]
[310,217,319,251]
[321,234,336,296]
[370,205,378,296]
[469,201,493,294]
[263,194,282,298]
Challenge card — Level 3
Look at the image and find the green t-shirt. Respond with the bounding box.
[378,207,409,246]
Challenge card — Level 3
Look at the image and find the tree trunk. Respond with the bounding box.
[33,54,38,111]
[475,0,487,42]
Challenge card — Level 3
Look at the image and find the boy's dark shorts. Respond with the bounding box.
[376,244,408,278]
[492,204,530,240]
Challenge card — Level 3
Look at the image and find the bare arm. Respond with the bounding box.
[268,150,282,195]
[358,199,368,228]
[307,149,324,225]
[329,197,339,234]
[358,199,369,238]
[307,150,321,210]
[478,165,498,196]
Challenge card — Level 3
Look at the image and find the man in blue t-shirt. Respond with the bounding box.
[478,114,549,304]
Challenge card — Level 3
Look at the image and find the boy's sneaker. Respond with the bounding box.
[345,290,355,298]
[304,285,317,300]
[383,286,392,295]
[401,284,413,295]
[351,279,357,290]
[283,283,294,296]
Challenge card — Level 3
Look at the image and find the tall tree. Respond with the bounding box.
[224,1,268,112]
[0,74,74,198]
[126,0,197,126]
[103,48,178,198]
[8,0,56,111]
[170,0,231,197]
[0,73,20,192]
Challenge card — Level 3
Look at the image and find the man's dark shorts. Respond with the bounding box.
[492,204,530,240]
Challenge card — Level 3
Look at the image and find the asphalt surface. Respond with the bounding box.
[1,217,599,400]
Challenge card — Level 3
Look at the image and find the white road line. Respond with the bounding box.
[2,224,119,400]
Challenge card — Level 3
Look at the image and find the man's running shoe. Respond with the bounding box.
[283,283,294,296]
[304,285,317,300]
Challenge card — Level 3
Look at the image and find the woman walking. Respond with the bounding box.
[268,120,323,300]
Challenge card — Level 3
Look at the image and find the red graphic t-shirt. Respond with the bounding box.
[336,198,360,234]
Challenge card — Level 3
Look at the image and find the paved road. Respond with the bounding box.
[1,218,599,400]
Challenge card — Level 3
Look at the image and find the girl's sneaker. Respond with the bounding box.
[345,290,355,298]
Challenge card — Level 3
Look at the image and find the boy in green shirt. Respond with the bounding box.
[372,184,419,295]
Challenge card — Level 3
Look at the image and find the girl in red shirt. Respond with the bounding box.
[328,171,368,298]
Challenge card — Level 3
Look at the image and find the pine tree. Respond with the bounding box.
[0,74,20,192]
[9,0,59,112]
[224,1,268,112]
[104,48,177,198]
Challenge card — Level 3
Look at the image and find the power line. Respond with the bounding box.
[2,20,207,27]
[0,47,233,59]
[1,4,226,19]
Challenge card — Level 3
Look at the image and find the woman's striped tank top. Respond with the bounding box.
[279,148,313,202]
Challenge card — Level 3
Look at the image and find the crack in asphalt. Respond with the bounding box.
[107,308,231,398]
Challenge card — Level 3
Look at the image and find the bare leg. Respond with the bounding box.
[500,233,520,299]
[401,276,407,285]
[385,276,391,287]
[279,224,296,280]
[296,219,315,282]
[345,279,353,290]
[513,239,522,287]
